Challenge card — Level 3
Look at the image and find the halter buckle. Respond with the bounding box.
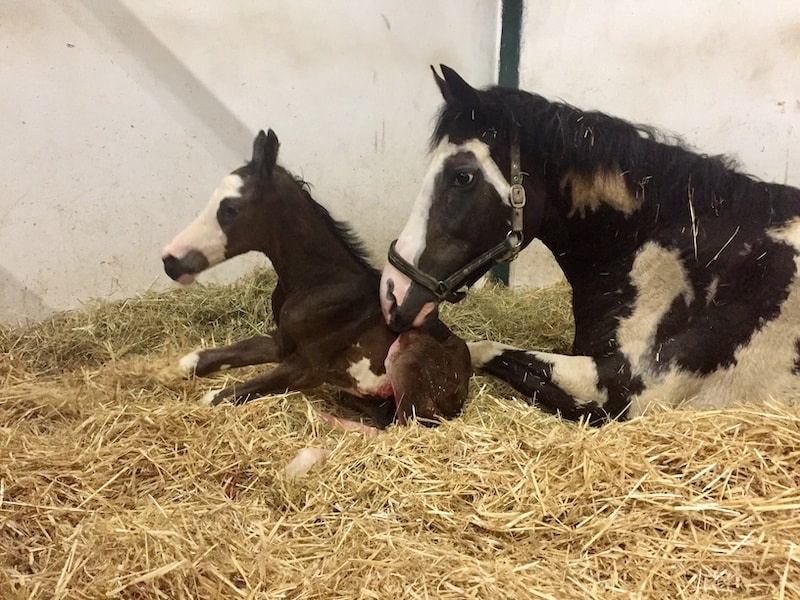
[510,183,526,209]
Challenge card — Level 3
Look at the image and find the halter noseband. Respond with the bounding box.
[387,127,527,304]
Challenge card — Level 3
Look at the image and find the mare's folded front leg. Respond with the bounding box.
[468,341,619,424]
[204,357,319,407]
[180,333,280,377]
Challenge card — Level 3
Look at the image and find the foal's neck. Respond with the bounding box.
[262,172,375,291]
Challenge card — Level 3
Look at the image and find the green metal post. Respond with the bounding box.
[489,0,523,285]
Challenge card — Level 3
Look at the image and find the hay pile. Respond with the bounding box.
[2,268,799,599]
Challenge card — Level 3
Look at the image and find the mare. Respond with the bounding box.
[381,65,800,423]
[162,129,470,426]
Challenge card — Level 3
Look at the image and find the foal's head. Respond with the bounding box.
[162,130,285,284]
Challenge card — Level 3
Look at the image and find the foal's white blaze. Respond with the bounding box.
[380,137,513,324]
[161,174,244,282]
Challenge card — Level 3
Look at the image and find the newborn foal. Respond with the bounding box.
[162,129,470,427]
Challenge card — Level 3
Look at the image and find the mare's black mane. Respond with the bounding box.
[432,86,800,225]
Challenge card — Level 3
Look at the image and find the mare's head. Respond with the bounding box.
[380,66,540,331]
[162,129,282,283]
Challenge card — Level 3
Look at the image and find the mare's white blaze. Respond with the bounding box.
[161,173,243,267]
[178,350,199,376]
[469,341,608,405]
[380,137,512,322]
[346,357,389,394]
[627,229,800,417]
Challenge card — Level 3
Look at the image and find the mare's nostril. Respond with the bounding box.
[387,306,413,333]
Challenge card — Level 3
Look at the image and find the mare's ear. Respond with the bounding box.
[432,64,480,107]
[252,129,280,176]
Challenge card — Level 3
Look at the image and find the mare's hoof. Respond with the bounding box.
[179,350,200,377]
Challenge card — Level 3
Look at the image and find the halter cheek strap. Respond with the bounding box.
[387,127,529,304]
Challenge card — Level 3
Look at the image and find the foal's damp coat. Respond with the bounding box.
[162,129,470,426]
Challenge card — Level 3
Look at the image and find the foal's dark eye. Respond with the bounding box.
[217,200,240,224]
[453,171,476,188]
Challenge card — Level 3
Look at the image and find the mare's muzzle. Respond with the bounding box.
[383,276,442,332]
[162,250,210,281]
[386,234,522,306]
[385,125,528,318]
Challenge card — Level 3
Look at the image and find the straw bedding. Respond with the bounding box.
[2,268,799,599]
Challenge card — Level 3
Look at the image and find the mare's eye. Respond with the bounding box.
[453,171,475,187]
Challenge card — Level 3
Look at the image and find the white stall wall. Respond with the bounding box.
[512,0,800,288]
[0,0,500,323]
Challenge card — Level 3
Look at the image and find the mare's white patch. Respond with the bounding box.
[178,350,200,376]
[769,217,800,249]
[617,242,693,376]
[469,341,607,405]
[162,173,243,267]
[468,340,507,368]
[380,137,513,321]
[626,234,800,417]
[346,357,389,394]
[561,169,641,218]
[547,353,608,405]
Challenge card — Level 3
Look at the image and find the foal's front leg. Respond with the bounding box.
[203,358,320,406]
[469,341,622,424]
[180,334,281,377]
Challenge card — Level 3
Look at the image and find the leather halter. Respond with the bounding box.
[387,127,527,303]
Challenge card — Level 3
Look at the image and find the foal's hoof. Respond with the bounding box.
[179,350,200,377]
[283,447,332,479]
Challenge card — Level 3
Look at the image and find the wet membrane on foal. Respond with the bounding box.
[161,129,470,426]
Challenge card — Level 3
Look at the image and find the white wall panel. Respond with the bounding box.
[512,0,800,288]
[0,0,500,322]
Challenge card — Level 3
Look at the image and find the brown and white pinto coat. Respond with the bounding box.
[381,65,800,423]
[162,129,470,427]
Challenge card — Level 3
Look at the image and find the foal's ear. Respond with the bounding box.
[432,64,480,107]
[252,129,280,176]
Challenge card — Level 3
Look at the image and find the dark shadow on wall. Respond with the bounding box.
[68,0,253,160]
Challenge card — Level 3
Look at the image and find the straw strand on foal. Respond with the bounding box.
[381,65,800,423]
[162,129,470,426]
